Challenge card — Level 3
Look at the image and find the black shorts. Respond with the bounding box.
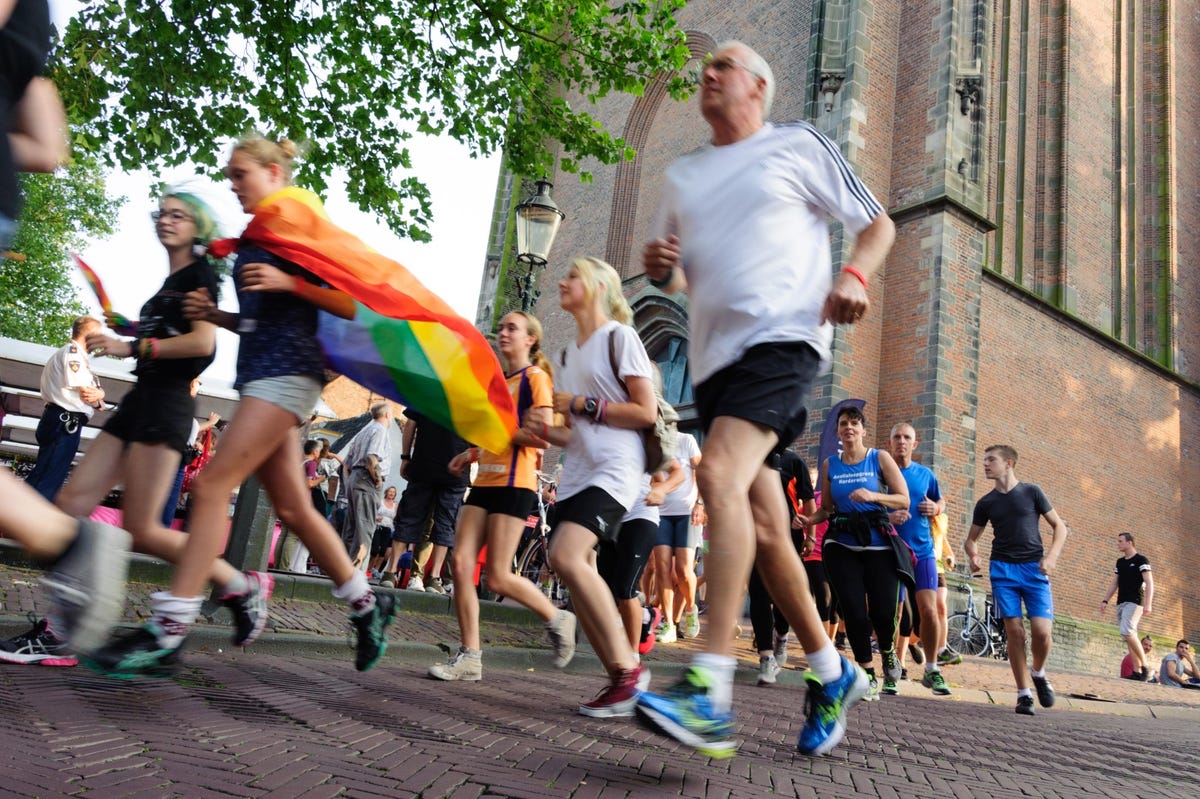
[694,342,821,454]
[553,486,626,544]
[464,486,537,521]
[370,525,393,558]
[102,378,195,456]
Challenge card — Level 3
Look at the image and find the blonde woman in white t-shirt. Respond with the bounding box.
[523,257,657,718]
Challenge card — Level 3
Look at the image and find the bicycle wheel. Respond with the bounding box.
[946,612,990,657]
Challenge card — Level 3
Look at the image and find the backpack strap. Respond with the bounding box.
[607,327,630,398]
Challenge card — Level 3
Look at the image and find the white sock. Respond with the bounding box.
[1031,667,1046,679]
[1018,688,1032,698]
[806,642,843,683]
[149,591,202,647]
[333,570,374,613]
[694,653,737,711]
[925,663,938,674]
[642,607,651,624]
[220,571,249,597]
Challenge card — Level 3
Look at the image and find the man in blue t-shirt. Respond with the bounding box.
[964,444,1069,716]
[887,423,949,696]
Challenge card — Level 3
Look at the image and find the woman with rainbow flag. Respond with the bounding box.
[85,137,397,678]
[428,310,577,682]
[529,257,659,718]
[2,191,280,669]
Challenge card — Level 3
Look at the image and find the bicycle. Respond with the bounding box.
[945,579,1008,659]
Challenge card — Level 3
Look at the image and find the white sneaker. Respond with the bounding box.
[425,577,446,595]
[757,654,781,685]
[428,648,482,681]
[773,632,790,668]
[683,608,701,639]
[545,609,577,668]
[658,622,677,644]
[407,575,425,592]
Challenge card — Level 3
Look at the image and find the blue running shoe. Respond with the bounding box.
[796,656,869,756]
[636,666,737,759]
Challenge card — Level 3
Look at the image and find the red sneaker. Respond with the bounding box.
[578,664,649,718]
[638,608,663,655]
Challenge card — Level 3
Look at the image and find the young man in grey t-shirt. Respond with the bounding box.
[964,444,1068,716]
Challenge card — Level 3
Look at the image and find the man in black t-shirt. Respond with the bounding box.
[1099,532,1154,680]
[964,444,1068,716]
[382,410,468,594]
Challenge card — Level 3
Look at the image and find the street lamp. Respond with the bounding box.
[513,178,565,312]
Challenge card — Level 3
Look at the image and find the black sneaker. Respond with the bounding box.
[84,622,184,679]
[1015,695,1036,715]
[0,617,78,667]
[1032,675,1055,708]
[351,592,395,671]
[40,519,131,655]
[908,642,925,665]
[221,571,275,646]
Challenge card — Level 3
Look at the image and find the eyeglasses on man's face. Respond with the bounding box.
[151,209,194,223]
[702,55,762,79]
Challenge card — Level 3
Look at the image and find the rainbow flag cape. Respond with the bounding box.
[213,187,516,453]
[72,254,138,335]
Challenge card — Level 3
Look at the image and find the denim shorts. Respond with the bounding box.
[990,560,1054,620]
[240,374,323,423]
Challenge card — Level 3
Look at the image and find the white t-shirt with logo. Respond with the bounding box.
[40,340,99,416]
[658,432,701,517]
[652,121,884,384]
[556,320,654,511]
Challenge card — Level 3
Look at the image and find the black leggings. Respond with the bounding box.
[822,543,901,666]
[748,563,790,652]
[597,518,657,600]
[897,588,920,638]
[804,559,838,625]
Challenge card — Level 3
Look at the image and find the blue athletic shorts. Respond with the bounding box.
[656,515,691,549]
[913,557,939,592]
[990,560,1054,620]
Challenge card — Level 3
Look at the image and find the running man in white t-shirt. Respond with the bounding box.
[635,40,896,759]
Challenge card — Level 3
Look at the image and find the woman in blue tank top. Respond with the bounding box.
[804,406,908,699]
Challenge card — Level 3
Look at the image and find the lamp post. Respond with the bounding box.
[513,178,565,312]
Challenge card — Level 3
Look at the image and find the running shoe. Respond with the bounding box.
[864,673,881,701]
[937,649,962,666]
[578,664,648,718]
[881,675,899,695]
[908,642,925,665]
[84,622,183,679]
[921,669,952,695]
[379,571,397,588]
[40,519,131,655]
[0,617,77,667]
[773,632,790,668]
[545,609,577,668]
[425,577,447,595]
[1015,695,1036,715]
[757,654,781,686]
[881,649,902,682]
[1032,675,1056,708]
[428,647,482,681]
[406,575,425,592]
[351,592,395,672]
[658,622,678,644]
[636,666,737,759]
[683,608,701,639]
[834,632,847,651]
[796,655,869,756]
[221,571,274,647]
[639,607,663,655]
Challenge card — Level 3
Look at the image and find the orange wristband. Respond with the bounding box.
[842,265,868,288]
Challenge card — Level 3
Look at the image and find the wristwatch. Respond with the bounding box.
[582,397,599,417]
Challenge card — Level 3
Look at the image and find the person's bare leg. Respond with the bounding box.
[549,523,634,673]
[675,546,697,612]
[257,437,357,587]
[653,545,674,625]
[171,399,298,598]
[448,506,486,650]
[935,585,949,652]
[1005,616,1030,690]
[0,470,85,559]
[1029,616,1053,673]
[693,417,778,658]
[429,543,449,581]
[916,589,941,663]
[482,516,558,624]
[619,598,642,653]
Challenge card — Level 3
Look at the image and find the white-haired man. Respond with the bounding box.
[636,40,895,758]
